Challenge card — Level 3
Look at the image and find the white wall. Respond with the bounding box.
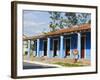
[0,0,99,80]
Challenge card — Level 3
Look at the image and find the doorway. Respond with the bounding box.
[65,38,70,56]
[53,40,58,57]
[43,41,47,56]
[81,36,86,58]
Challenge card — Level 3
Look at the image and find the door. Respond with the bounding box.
[81,36,86,58]
[44,41,47,56]
[65,39,70,56]
[53,40,58,57]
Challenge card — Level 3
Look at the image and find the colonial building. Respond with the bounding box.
[23,24,91,60]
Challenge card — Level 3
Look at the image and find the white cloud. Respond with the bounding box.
[23,20,50,37]
[23,11,51,36]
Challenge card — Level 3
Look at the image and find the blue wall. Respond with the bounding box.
[70,34,78,58]
[34,32,91,59]
[86,32,91,60]
[39,39,43,51]
[71,34,78,50]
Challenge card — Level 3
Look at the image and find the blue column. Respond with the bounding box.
[27,40,31,60]
[47,37,51,58]
[60,35,64,58]
[77,33,81,59]
[37,39,40,57]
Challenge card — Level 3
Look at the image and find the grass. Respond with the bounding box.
[23,55,90,67]
[53,62,84,67]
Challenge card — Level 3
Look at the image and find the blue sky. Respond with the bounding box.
[23,10,51,37]
[23,10,91,37]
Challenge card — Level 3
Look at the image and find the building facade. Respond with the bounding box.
[23,24,91,60]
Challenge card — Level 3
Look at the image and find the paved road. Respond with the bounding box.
[23,62,57,69]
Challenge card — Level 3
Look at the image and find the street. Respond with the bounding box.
[23,62,57,69]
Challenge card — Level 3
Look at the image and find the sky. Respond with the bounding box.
[23,10,51,37]
[23,10,91,37]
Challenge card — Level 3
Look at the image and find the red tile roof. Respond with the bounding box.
[46,23,90,36]
[23,23,90,40]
